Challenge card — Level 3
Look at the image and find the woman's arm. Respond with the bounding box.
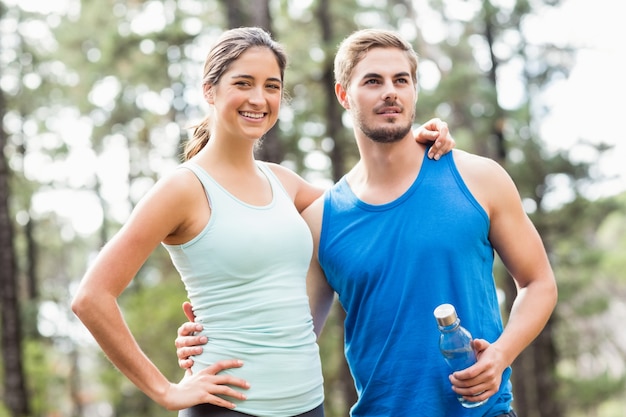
[72,171,249,410]
[415,118,455,160]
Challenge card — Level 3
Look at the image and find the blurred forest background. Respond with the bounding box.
[1,0,625,416]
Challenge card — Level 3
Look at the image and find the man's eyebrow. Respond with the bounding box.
[360,71,412,80]
[361,73,383,80]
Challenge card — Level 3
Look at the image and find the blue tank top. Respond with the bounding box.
[163,161,323,416]
[319,150,512,417]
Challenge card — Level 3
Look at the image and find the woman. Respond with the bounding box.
[72,27,453,416]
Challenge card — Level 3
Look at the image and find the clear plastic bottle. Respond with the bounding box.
[433,303,487,408]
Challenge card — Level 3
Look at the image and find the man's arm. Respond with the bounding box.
[301,196,336,337]
[451,151,558,402]
[175,302,207,372]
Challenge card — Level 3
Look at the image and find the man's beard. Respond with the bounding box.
[355,106,415,144]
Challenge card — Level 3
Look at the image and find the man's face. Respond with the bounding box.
[343,47,417,144]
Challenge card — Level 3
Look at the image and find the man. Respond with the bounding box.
[178,29,557,417]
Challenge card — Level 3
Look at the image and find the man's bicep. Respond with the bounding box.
[301,196,334,337]
[306,258,335,338]
[492,212,552,289]
[488,167,552,288]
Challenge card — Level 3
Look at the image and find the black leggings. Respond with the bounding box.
[179,403,324,417]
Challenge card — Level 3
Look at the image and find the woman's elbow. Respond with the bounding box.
[71,286,95,320]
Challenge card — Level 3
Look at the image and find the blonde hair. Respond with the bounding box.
[334,29,418,89]
[184,27,288,160]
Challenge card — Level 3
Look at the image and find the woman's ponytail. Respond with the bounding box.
[184,115,211,160]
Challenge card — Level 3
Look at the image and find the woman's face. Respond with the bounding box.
[206,47,283,143]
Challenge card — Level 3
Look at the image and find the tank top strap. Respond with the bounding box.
[178,161,224,209]
[254,161,292,203]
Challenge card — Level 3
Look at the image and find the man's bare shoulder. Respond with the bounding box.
[453,149,511,183]
[452,149,519,215]
[453,149,502,169]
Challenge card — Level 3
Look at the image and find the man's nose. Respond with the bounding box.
[382,84,397,101]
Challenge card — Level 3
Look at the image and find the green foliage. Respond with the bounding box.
[560,372,626,412]
[23,338,57,416]
[549,192,626,411]
[596,195,626,281]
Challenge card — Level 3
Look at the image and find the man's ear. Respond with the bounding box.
[203,84,214,104]
[335,83,350,110]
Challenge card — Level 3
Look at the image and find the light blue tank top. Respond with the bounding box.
[163,161,323,416]
[319,150,512,417]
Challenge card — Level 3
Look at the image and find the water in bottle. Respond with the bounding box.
[434,303,487,408]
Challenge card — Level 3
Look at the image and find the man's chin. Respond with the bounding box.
[366,126,412,144]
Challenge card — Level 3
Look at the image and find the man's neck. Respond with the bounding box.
[346,135,427,205]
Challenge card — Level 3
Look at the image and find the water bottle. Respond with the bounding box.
[433,303,487,408]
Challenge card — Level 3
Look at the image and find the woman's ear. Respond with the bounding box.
[203,84,215,104]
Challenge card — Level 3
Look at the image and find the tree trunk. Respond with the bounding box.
[0,66,29,417]
[317,0,346,182]
[221,0,271,30]
[23,218,37,301]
